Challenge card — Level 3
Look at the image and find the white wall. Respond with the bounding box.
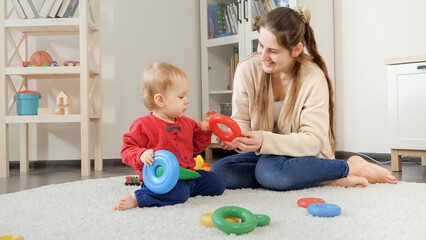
[8,0,201,162]
[334,0,426,153]
[11,0,422,162]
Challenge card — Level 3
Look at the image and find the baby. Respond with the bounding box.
[114,62,225,210]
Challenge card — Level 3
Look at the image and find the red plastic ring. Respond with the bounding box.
[209,114,241,141]
[297,198,326,208]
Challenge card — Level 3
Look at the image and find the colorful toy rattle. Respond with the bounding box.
[208,114,241,141]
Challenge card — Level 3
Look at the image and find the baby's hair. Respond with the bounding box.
[140,62,187,110]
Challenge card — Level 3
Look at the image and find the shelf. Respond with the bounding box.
[5,67,101,78]
[5,114,100,124]
[205,35,240,48]
[210,90,233,95]
[4,18,99,34]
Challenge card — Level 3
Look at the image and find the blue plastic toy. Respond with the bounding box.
[142,150,180,194]
[307,203,341,217]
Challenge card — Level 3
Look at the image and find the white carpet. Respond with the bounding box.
[1,176,426,240]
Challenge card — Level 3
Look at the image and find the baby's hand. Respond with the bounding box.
[140,149,154,166]
[198,110,217,131]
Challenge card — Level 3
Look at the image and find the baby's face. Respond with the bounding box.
[161,76,189,121]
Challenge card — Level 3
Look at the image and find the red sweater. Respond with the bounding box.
[121,113,212,181]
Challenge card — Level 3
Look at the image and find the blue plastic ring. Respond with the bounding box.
[307,203,341,217]
[142,150,180,194]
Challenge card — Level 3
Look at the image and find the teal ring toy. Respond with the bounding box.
[307,203,341,217]
[212,206,258,235]
[142,150,180,194]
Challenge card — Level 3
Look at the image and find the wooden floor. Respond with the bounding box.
[1,157,425,195]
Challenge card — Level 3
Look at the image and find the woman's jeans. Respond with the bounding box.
[211,152,349,191]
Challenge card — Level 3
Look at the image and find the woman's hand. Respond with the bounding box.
[198,110,217,131]
[140,149,154,166]
[232,131,264,152]
[217,137,237,151]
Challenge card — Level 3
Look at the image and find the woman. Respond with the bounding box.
[211,6,397,190]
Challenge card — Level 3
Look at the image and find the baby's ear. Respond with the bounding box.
[153,93,164,107]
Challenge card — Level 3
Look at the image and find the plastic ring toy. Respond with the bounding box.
[200,212,240,228]
[155,166,201,180]
[142,150,180,194]
[254,214,270,227]
[212,206,257,235]
[208,114,241,142]
[307,203,341,217]
[297,198,325,208]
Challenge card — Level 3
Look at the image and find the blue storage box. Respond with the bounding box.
[14,91,41,115]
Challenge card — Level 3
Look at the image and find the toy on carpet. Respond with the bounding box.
[0,235,24,240]
[193,155,210,171]
[142,150,202,194]
[209,114,241,142]
[124,176,140,186]
[297,198,341,217]
[203,206,270,235]
[30,51,53,67]
[126,154,207,186]
[297,197,325,208]
[200,212,239,228]
[307,203,341,217]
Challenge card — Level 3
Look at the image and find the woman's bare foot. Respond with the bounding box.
[113,192,138,211]
[347,156,398,184]
[320,175,369,188]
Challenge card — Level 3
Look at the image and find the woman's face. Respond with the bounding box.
[257,28,296,74]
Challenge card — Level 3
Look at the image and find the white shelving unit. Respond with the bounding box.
[200,0,296,158]
[0,0,102,177]
[385,56,426,171]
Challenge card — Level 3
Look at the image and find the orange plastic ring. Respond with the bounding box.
[208,114,241,141]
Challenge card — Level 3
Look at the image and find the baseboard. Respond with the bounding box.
[9,158,128,170]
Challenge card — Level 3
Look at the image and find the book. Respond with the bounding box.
[38,0,56,18]
[63,0,79,18]
[208,4,218,38]
[48,0,63,18]
[17,0,38,19]
[12,0,26,19]
[56,0,70,17]
[56,0,78,18]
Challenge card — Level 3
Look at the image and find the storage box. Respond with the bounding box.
[14,91,41,115]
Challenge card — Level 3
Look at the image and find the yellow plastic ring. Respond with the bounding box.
[200,212,239,228]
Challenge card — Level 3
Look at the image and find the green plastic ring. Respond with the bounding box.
[212,206,257,235]
[254,214,270,227]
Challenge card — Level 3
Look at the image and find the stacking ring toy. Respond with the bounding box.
[297,198,325,208]
[200,212,240,228]
[212,206,257,235]
[0,235,24,240]
[254,214,270,227]
[307,203,341,217]
[155,166,201,180]
[142,150,180,194]
[208,114,241,141]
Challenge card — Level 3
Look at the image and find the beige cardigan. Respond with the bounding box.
[232,54,333,159]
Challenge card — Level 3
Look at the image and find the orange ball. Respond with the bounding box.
[30,51,53,67]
